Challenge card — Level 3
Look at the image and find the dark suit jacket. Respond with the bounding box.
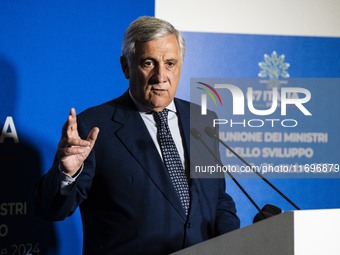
[35,91,240,255]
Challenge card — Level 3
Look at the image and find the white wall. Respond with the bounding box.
[156,0,340,37]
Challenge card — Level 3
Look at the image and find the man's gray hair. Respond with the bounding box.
[122,16,185,63]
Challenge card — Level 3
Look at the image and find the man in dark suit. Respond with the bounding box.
[35,16,240,254]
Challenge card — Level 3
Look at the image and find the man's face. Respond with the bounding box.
[123,34,182,112]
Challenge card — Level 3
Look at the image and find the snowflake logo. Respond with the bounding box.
[258,51,290,87]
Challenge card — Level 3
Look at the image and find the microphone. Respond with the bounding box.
[204,126,300,211]
[253,204,282,223]
[190,128,267,221]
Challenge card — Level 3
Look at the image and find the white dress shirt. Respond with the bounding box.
[129,91,186,168]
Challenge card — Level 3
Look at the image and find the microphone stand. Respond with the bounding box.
[190,128,267,219]
[205,126,300,210]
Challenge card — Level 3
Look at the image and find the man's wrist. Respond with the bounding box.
[58,163,84,195]
[58,163,84,182]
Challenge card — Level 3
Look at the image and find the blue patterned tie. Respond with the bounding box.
[153,109,190,215]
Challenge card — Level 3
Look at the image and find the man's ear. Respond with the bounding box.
[120,56,129,79]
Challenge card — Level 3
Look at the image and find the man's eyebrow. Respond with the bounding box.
[166,58,178,62]
[138,56,179,63]
[139,56,156,61]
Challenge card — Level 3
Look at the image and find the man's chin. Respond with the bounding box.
[149,100,172,111]
[150,89,169,97]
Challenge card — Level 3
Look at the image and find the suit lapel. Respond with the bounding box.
[175,99,190,159]
[112,93,187,220]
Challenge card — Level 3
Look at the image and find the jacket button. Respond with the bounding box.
[186,222,192,229]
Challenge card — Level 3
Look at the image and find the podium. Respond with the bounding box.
[172,209,340,255]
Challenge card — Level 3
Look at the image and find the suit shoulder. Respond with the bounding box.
[77,91,133,121]
[77,99,116,121]
[175,98,215,116]
[174,97,190,108]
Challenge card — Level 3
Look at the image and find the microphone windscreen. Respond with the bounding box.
[262,204,282,215]
[253,204,282,223]
[190,128,201,139]
[204,126,216,138]
[253,211,273,223]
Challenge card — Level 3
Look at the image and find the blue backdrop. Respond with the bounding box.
[0,1,154,254]
[180,32,340,227]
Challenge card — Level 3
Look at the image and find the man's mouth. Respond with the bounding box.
[151,88,167,91]
[150,84,169,92]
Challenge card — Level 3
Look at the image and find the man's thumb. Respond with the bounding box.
[87,127,100,146]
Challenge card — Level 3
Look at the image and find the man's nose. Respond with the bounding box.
[152,64,167,84]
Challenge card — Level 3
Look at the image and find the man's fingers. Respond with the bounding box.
[66,108,78,137]
[59,146,88,157]
[59,138,91,148]
[87,127,100,147]
[62,108,78,138]
[70,107,76,117]
[57,110,98,173]
[58,128,99,159]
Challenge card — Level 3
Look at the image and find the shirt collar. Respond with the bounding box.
[129,89,177,113]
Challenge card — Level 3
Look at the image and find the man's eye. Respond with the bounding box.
[166,61,176,68]
[142,60,154,68]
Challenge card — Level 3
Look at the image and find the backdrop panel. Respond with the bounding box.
[178,26,340,228]
[0,1,154,254]
[156,1,340,227]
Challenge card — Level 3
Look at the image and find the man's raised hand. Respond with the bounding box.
[57,108,99,176]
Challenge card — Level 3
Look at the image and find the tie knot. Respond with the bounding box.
[153,108,169,127]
